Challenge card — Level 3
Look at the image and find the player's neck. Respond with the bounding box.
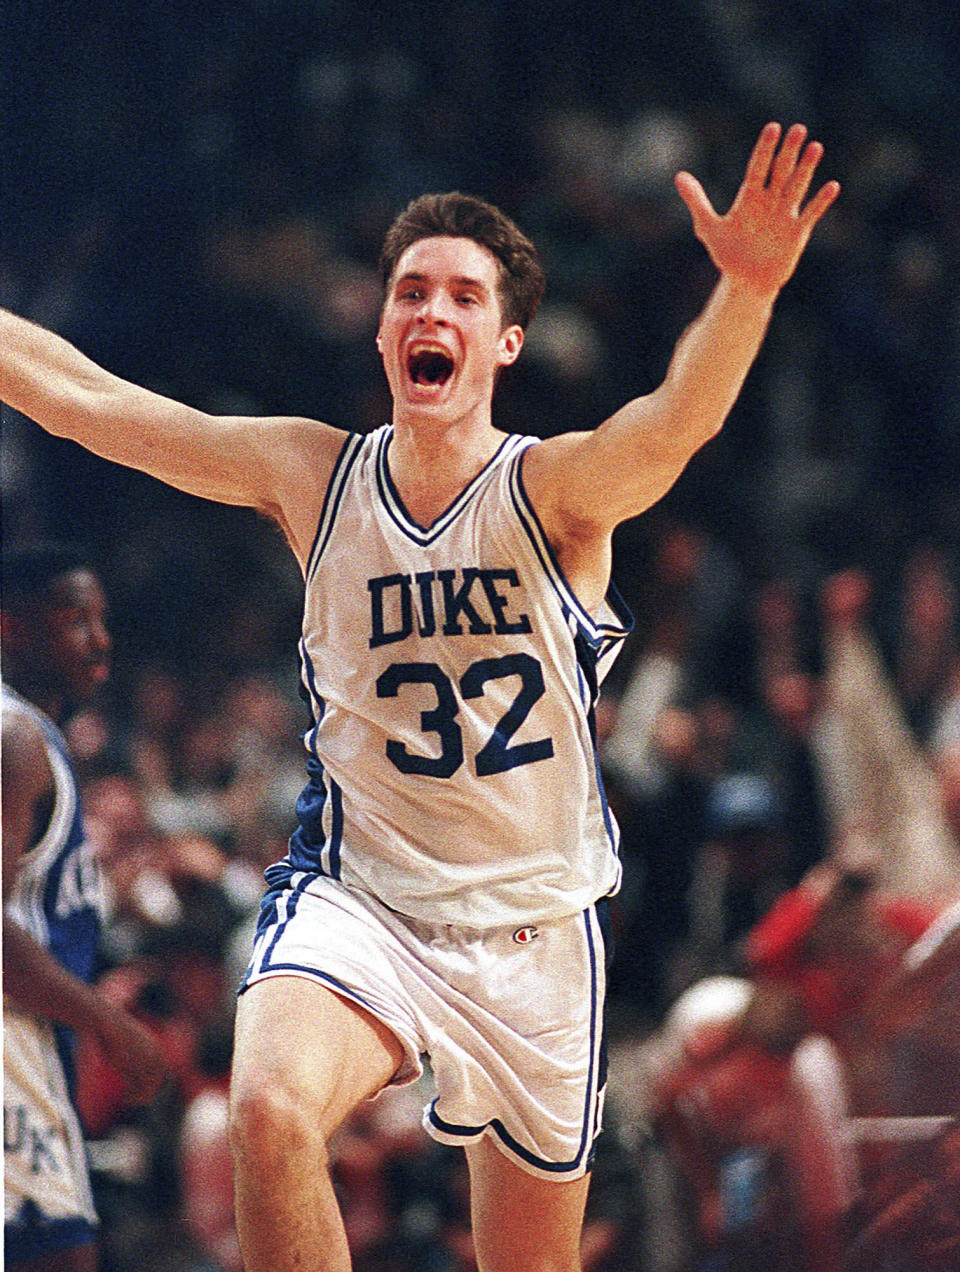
[388,412,505,527]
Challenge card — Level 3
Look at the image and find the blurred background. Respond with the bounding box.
[2,0,959,1268]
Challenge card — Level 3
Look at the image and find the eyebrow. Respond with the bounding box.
[395,271,491,294]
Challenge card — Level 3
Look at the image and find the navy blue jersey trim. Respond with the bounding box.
[376,428,528,545]
[575,658,619,854]
[288,765,329,876]
[580,904,603,1146]
[328,779,344,878]
[239,963,382,1025]
[305,431,365,585]
[298,639,326,745]
[374,432,415,540]
[510,450,632,651]
[259,874,311,975]
[597,584,634,653]
[427,1105,590,1173]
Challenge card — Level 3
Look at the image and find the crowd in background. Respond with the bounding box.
[3,0,960,1268]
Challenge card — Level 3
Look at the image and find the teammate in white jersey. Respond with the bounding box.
[2,543,166,1271]
[0,124,838,1270]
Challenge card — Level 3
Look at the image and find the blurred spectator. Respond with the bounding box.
[683,771,791,980]
[845,1120,960,1272]
[639,805,943,1269]
[178,1018,241,1272]
[895,544,959,743]
[743,815,936,1090]
[815,569,960,906]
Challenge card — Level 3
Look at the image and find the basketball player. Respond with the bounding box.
[0,123,838,1270]
[2,544,167,1271]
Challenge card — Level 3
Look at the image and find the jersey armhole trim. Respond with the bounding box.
[510,448,633,650]
[305,432,366,584]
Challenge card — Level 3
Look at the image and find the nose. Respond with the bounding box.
[415,294,448,326]
[90,616,112,657]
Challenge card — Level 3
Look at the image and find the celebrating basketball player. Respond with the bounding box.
[0,123,838,1271]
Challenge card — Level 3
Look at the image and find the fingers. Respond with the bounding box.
[800,177,842,230]
[742,121,782,192]
[674,171,719,236]
[768,123,808,197]
[783,138,823,211]
[756,121,840,223]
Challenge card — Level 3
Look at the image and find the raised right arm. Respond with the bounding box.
[0,309,346,569]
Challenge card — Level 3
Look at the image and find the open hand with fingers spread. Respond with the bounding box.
[675,122,840,297]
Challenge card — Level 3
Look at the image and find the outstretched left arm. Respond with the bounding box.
[524,123,840,552]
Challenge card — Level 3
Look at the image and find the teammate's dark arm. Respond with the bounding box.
[2,710,167,1103]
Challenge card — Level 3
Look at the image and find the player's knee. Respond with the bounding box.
[228,1068,330,1169]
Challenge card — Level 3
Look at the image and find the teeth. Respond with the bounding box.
[409,342,449,356]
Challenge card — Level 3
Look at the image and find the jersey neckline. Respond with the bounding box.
[375,426,531,545]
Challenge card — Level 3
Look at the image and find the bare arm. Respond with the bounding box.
[2,708,167,1102]
[524,124,839,593]
[0,310,346,568]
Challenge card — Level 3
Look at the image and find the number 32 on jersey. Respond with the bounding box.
[376,652,554,779]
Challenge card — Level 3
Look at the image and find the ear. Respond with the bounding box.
[497,324,524,368]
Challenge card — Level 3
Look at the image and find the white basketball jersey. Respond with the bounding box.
[276,426,631,927]
[3,685,104,1233]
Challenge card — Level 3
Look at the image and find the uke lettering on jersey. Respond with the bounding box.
[368,567,532,649]
[4,1105,60,1174]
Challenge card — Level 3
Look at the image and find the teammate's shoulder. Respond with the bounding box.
[2,685,45,732]
[2,695,50,777]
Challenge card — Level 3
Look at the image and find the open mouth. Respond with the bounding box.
[407,347,455,387]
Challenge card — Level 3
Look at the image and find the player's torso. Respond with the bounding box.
[287,426,631,927]
[2,686,105,985]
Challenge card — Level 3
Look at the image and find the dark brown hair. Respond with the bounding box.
[378,192,546,331]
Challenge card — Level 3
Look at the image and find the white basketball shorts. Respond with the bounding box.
[4,1008,98,1263]
[241,872,610,1180]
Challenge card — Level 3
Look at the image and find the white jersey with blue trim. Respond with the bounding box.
[280,425,632,928]
[3,684,104,1239]
[2,685,105,986]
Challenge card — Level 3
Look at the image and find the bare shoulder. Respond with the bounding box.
[2,700,50,789]
[247,415,354,570]
[2,702,54,883]
[520,429,606,536]
[517,390,684,539]
[518,432,615,615]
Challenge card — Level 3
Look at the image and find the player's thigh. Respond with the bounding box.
[230,974,405,1142]
[466,1134,591,1272]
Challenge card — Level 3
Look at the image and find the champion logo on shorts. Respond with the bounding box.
[512,925,540,945]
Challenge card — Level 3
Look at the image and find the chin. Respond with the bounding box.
[399,392,458,422]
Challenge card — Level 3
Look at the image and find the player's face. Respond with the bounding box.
[32,570,112,702]
[377,236,524,425]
